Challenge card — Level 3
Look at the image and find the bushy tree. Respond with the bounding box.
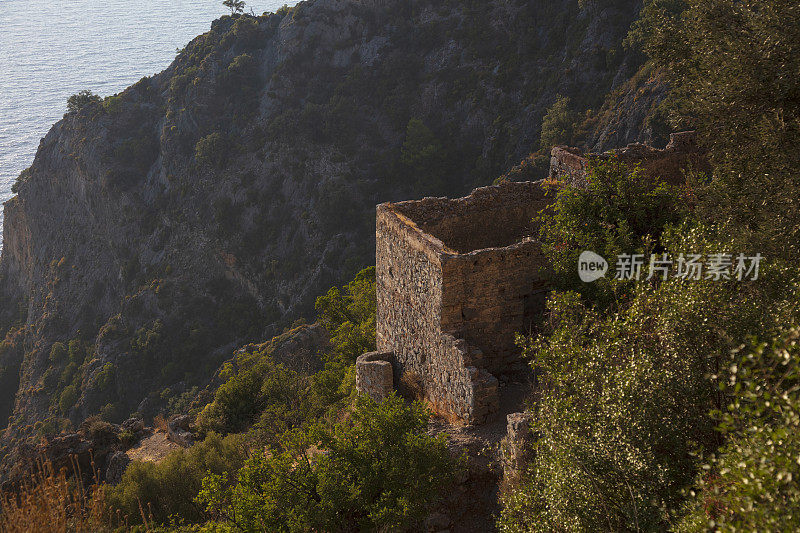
[635,0,800,262]
[499,258,798,531]
[676,328,800,532]
[197,394,456,532]
[66,90,101,113]
[400,118,449,193]
[314,266,376,363]
[195,132,231,170]
[195,354,316,440]
[222,0,245,15]
[539,95,577,149]
[107,432,248,525]
[537,157,688,305]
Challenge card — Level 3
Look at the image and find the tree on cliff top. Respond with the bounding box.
[66,90,101,114]
[223,0,245,15]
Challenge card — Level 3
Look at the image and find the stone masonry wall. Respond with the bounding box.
[355,351,394,402]
[375,181,551,424]
[376,202,499,424]
[440,242,550,376]
[392,182,546,254]
[549,131,709,187]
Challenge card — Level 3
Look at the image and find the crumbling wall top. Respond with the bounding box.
[549,131,709,186]
[379,181,549,255]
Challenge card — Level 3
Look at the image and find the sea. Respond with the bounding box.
[0,0,300,248]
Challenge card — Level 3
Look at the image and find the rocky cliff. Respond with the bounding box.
[0,0,653,467]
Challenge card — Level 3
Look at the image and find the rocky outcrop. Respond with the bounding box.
[0,0,650,470]
[583,65,672,152]
[167,414,194,448]
[0,416,148,491]
[192,323,329,410]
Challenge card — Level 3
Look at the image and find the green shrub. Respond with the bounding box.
[107,432,248,525]
[198,394,456,532]
[676,328,800,532]
[314,266,376,363]
[102,94,123,114]
[58,384,79,413]
[11,167,31,194]
[539,95,577,149]
[195,132,230,169]
[68,339,87,363]
[537,157,688,305]
[93,362,115,391]
[400,118,449,193]
[196,356,309,437]
[48,342,67,363]
[225,53,258,85]
[66,89,101,113]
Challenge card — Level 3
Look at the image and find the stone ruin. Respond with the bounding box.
[357,181,553,424]
[356,131,704,426]
[550,130,708,187]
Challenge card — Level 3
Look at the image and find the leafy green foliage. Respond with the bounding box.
[197,395,456,532]
[102,94,123,115]
[196,352,316,439]
[539,95,577,149]
[195,132,231,170]
[107,432,248,525]
[49,342,67,364]
[499,251,798,531]
[676,329,800,532]
[58,384,79,414]
[314,266,376,363]
[66,89,101,113]
[537,157,688,304]
[502,3,800,515]
[400,118,449,193]
[637,0,800,262]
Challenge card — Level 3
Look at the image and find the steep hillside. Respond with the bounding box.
[0,0,648,464]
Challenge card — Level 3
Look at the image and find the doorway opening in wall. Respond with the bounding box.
[522,288,549,336]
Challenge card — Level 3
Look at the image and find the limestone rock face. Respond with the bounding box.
[105,451,131,485]
[0,0,650,471]
[167,414,194,448]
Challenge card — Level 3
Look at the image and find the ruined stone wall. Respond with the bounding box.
[355,351,394,402]
[392,182,546,254]
[549,131,709,186]
[376,202,499,424]
[440,241,550,376]
[375,181,552,423]
[549,146,589,188]
[390,182,552,376]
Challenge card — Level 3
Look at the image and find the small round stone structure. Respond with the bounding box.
[355,351,394,401]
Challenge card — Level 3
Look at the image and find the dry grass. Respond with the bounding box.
[153,414,168,432]
[0,456,111,533]
[0,456,160,532]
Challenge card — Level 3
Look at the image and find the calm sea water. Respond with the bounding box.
[0,0,300,247]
